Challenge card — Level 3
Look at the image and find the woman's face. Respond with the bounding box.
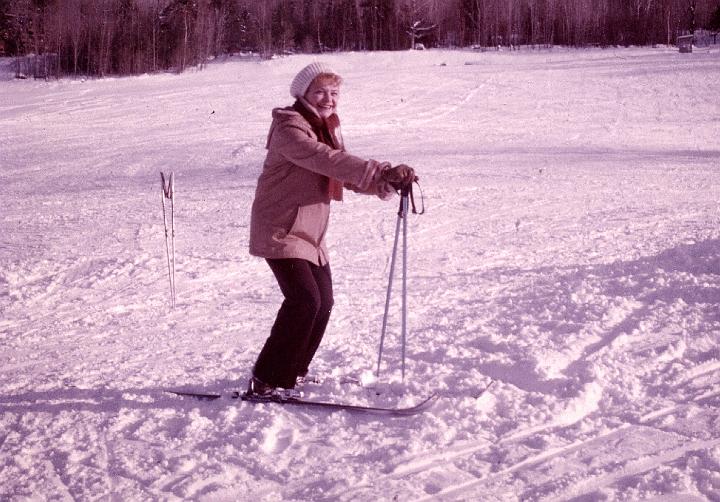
[304,78,340,119]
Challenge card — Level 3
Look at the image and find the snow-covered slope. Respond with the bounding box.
[1,47,719,501]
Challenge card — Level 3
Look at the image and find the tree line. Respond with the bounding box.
[1,0,719,78]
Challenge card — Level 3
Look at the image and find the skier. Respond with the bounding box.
[246,62,417,398]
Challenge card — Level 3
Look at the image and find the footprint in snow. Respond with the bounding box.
[260,418,296,454]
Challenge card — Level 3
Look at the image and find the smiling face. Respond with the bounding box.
[303,74,341,118]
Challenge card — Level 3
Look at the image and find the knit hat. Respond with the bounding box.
[290,62,339,98]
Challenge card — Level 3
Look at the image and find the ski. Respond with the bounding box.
[166,389,438,416]
[160,171,176,309]
[166,389,222,400]
[238,391,439,416]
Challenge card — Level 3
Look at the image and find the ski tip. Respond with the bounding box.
[166,389,222,400]
[395,392,439,414]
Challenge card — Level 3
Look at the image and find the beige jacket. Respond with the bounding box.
[249,107,393,265]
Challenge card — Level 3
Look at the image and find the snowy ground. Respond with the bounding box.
[1,46,719,501]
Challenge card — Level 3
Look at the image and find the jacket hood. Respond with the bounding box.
[266,107,307,149]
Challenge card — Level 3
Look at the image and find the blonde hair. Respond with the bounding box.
[312,73,343,87]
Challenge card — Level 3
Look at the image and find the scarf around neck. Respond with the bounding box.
[293,99,344,201]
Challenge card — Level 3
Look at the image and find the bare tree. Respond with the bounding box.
[64,0,85,74]
[401,0,436,48]
[3,0,719,78]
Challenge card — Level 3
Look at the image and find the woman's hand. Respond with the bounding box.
[382,164,418,189]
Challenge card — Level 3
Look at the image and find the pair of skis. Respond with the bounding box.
[167,380,494,416]
[160,172,176,308]
[167,388,440,416]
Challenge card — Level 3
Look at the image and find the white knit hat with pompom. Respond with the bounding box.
[290,62,339,98]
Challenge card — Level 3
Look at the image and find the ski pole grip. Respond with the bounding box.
[390,180,413,193]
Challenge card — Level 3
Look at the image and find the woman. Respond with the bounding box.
[247,61,417,398]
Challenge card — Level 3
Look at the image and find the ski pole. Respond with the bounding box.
[170,173,176,305]
[161,172,176,308]
[376,199,403,377]
[400,184,409,381]
[376,183,411,380]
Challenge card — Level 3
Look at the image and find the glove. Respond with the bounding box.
[382,164,418,189]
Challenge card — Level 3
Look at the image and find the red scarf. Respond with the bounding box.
[293,100,344,201]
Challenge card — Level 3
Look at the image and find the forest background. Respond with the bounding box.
[1,0,720,78]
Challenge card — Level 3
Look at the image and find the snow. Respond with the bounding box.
[1,46,719,501]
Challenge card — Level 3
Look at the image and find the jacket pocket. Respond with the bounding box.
[288,202,330,246]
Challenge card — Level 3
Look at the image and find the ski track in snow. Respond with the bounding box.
[1,48,720,501]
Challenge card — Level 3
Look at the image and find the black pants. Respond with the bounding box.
[253,258,334,389]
